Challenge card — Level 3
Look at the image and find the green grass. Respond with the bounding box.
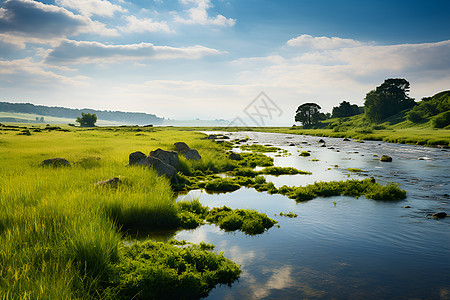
[273,178,406,202]
[239,144,280,152]
[0,126,243,298]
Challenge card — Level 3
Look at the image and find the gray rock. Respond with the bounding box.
[95,177,120,187]
[289,143,295,146]
[318,139,325,143]
[229,152,242,160]
[149,148,179,170]
[343,138,350,141]
[137,156,177,178]
[42,158,70,167]
[129,151,147,165]
[174,142,190,152]
[182,149,201,161]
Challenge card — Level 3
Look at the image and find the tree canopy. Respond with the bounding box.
[295,103,324,126]
[76,113,97,127]
[364,78,416,123]
[331,101,362,118]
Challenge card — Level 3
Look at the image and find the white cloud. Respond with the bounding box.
[287,34,364,50]
[119,15,172,33]
[174,0,235,26]
[0,0,119,43]
[55,0,127,17]
[0,58,87,86]
[45,40,223,64]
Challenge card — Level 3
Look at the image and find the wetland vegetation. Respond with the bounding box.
[0,124,411,298]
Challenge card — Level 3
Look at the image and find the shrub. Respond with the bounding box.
[432,111,450,128]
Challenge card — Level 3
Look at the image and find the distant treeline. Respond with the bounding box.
[0,102,163,125]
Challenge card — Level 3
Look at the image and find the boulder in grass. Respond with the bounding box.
[229,152,242,161]
[42,158,70,167]
[182,149,201,161]
[137,156,177,178]
[95,177,120,187]
[129,151,147,165]
[174,142,190,152]
[380,155,393,162]
[149,148,179,170]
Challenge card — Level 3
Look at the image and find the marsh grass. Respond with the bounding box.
[0,127,241,298]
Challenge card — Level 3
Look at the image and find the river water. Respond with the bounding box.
[170,132,449,299]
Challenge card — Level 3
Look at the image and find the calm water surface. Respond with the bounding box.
[161,132,449,299]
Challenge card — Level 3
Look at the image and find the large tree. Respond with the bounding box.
[295,103,322,125]
[364,78,415,123]
[76,112,97,127]
[332,101,361,118]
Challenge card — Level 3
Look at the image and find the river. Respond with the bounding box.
[172,132,449,299]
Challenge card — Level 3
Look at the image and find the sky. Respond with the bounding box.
[0,0,449,125]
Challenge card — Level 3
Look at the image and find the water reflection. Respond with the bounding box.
[155,132,450,298]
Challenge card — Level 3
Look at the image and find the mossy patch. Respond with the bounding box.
[109,240,241,299]
[299,151,311,157]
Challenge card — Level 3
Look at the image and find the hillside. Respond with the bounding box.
[0,102,163,125]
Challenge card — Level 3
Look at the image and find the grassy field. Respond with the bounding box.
[0,125,243,299]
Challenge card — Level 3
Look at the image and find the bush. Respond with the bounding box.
[432,111,450,128]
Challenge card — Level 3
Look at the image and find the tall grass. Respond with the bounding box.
[0,127,230,297]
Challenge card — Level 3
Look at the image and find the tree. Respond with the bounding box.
[364,78,415,123]
[76,112,97,127]
[332,101,361,118]
[295,103,322,125]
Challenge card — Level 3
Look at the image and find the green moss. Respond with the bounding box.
[204,178,241,193]
[260,166,311,176]
[348,168,365,172]
[278,212,298,218]
[274,178,406,202]
[110,240,241,299]
[240,144,280,152]
[206,206,277,235]
[238,152,274,167]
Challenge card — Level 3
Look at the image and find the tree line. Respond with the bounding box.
[0,102,163,125]
[295,78,450,128]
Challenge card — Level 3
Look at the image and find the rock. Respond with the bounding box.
[289,143,295,146]
[343,138,350,141]
[320,144,326,147]
[149,148,179,170]
[95,177,120,187]
[437,145,449,149]
[229,152,242,160]
[182,149,201,161]
[129,151,147,165]
[202,134,218,140]
[432,212,447,218]
[380,155,393,162]
[174,142,190,152]
[318,139,325,143]
[328,147,335,150]
[42,158,70,167]
[403,205,411,208]
[137,156,177,178]
[221,135,230,139]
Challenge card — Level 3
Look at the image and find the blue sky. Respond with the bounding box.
[0,0,449,124]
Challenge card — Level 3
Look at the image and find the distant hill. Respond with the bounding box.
[0,102,163,125]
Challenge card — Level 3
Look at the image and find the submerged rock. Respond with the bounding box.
[380,155,393,162]
[432,212,447,219]
[42,158,70,167]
